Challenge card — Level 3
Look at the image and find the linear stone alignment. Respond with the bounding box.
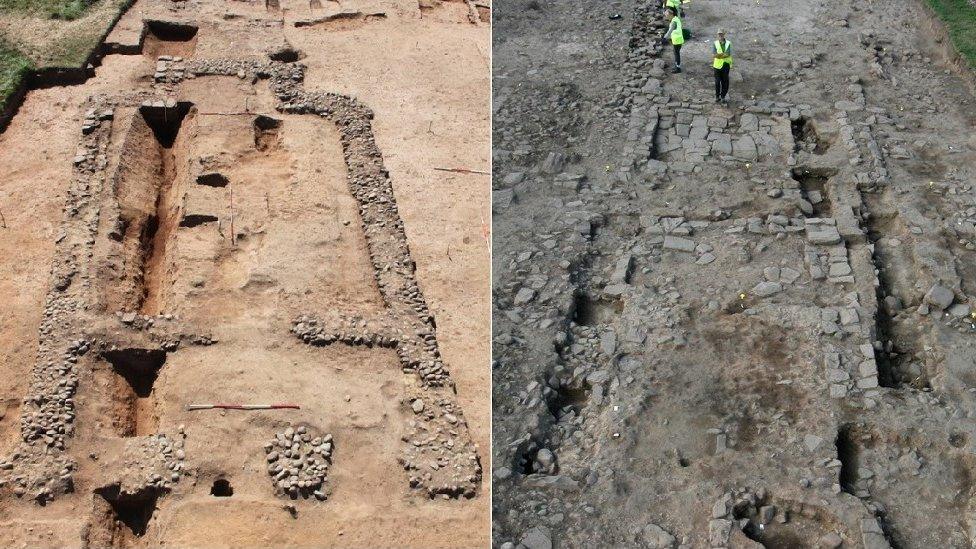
[494,0,976,546]
[0,56,480,505]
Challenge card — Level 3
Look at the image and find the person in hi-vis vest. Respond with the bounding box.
[713,29,733,103]
[663,7,685,74]
[662,0,688,17]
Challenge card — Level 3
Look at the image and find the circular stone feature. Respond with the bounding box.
[264,425,334,500]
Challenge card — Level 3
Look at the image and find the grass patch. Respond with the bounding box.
[0,0,93,20]
[0,42,32,111]
[45,25,102,66]
[923,0,976,69]
[0,0,132,68]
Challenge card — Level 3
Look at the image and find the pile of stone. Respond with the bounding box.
[750,264,803,298]
[0,87,120,500]
[613,0,667,115]
[264,425,333,501]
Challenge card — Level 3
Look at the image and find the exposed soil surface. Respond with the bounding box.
[0,0,489,547]
[493,0,976,547]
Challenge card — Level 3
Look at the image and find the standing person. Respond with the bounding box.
[713,29,732,103]
[664,8,685,74]
[663,0,681,17]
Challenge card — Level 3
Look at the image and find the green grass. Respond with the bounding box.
[0,0,91,20]
[924,0,976,69]
[45,26,101,66]
[0,43,32,111]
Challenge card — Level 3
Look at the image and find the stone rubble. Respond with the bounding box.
[493,0,976,545]
[264,425,334,500]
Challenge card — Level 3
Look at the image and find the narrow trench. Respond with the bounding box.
[861,195,929,390]
[791,167,834,217]
[871,256,904,390]
[836,424,859,495]
[876,511,904,549]
[648,119,661,161]
[102,348,167,437]
[137,103,193,316]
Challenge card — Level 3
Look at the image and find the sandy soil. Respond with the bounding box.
[0,0,490,546]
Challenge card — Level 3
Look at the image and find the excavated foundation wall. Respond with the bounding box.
[0,61,481,529]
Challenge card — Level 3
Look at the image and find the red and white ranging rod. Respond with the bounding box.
[186,403,301,411]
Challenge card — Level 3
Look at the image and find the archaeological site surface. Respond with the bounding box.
[492,0,976,547]
[0,0,490,546]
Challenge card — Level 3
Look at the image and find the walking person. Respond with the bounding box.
[713,29,732,103]
[662,0,686,17]
[664,7,685,73]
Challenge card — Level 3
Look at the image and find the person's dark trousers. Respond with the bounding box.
[673,44,682,68]
[714,65,730,99]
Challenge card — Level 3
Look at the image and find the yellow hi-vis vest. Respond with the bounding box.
[671,16,685,45]
[713,40,732,69]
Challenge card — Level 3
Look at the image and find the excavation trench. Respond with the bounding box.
[101,348,167,437]
[210,478,233,497]
[142,21,199,58]
[89,485,162,547]
[791,116,830,155]
[572,292,622,326]
[253,115,283,151]
[791,167,834,218]
[111,103,194,315]
[196,172,228,187]
[860,195,929,390]
[836,424,860,496]
[546,383,589,420]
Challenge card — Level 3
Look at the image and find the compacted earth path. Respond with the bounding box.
[0,0,490,546]
[493,0,976,547]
